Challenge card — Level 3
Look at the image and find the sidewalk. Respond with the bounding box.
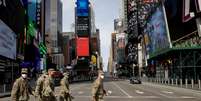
[142,78,201,91]
[0,79,36,98]
[0,92,10,98]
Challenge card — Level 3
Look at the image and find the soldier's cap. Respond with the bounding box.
[48,68,55,72]
[21,68,28,74]
[98,70,104,75]
[63,72,69,76]
[42,70,48,74]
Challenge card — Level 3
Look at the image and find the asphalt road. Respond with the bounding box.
[1,80,201,101]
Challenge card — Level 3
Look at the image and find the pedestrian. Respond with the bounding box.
[91,70,107,101]
[41,68,57,101]
[59,72,74,101]
[34,70,48,101]
[11,68,34,101]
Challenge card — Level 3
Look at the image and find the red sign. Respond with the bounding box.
[76,37,89,56]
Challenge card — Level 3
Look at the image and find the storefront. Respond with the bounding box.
[145,1,201,80]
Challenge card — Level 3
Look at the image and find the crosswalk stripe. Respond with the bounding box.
[136,90,144,94]
[112,82,132,98]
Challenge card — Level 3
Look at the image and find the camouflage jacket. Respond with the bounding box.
[42,76,55,97]
[92,78,105,97]
[11,77,33,101]
[60,76,70,95]
[35,74,47,97]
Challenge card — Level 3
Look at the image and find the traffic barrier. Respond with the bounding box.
[176,79,178,86]
[191,79,194,88]
[199,80,201,89]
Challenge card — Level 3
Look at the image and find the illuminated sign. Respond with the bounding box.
[145,6,170,55]
[76,17,89,36]
[0,19,16,59]
[76,0,89,16]
[76,37,89,56]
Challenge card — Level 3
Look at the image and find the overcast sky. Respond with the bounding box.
[62,0,121,71]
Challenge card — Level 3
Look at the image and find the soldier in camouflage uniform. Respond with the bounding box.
[59,72,73,101]
[92,70,106,101]
[35,71,48,101]
[41,68,57,101]
[11,68,33,101]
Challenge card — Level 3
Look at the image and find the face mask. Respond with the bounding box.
[100,75,104,79]
[22,74,27,79]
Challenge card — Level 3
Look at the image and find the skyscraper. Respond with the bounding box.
[45,0,63,68]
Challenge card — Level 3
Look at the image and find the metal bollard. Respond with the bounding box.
[191,79,194,88]
[168,79,170,85]
[180,79,182,88]
[176,79,178,86]
[171,79,174,86]
[199,80,201,89]
[4,84,6,93]
[157,78,159,83]
[185,79,188,88]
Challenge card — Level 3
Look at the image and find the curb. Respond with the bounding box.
[0,92,11,98]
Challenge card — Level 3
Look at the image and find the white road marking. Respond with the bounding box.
[78,91,84,94]
[112,82,132,98]
[161,91,174,94]
[136,90,144,94]
[71,84,90,90]
[72,95,195,99]
[120,81,171,98]
[73,95,159,98]
[180,96,195,99]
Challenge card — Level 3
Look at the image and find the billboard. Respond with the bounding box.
[76,0,89,16]
[76,37,89,56]
[0,0,25,35]
[116,33,127,49]
[144,5,170,56]
[28,0,37,22]
[0,19,17,59]
[76,17,89,36]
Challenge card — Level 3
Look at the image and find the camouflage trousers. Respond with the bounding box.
[59,95,72,101]
[94,96,104,101]
[95,98,104,101]
[41,96,57,101]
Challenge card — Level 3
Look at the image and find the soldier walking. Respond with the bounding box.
[34,71,48,101]
[59,72,73,101]
[11,68,34,101]
[92,70,106,101]
[40,68,57,101]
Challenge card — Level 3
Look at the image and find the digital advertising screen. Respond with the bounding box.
[144,5,171,56]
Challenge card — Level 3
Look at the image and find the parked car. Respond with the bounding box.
[130,77,142,84]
